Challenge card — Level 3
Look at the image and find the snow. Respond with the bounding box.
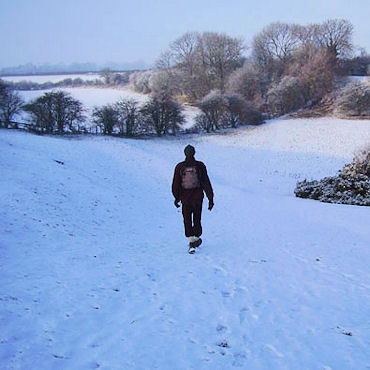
[348,76,370,83]
[18,87,149,110]
[1,117,370,369]
[1,73,103,83]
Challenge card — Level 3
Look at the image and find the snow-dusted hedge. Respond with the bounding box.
[295,146,370,206]
[266,76,306,116]
[129,70,155,94]
[334,81,370,117]
[196,90,263,132]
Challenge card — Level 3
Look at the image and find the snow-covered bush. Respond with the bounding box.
[267,76,306,116]
[342,145,370,177]
[149,70,183,97]
[224,94,263,127]
[196,91,264,132]
[226,63,267,103]
[295,146,370,206]
[129,70,155,94]
[334,81,370,117]
[196,90,228,132]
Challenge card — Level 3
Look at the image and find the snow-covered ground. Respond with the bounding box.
[1,117,370,369]
[19,87,149,110]
[348,76,370,83]
[1,73,102,83]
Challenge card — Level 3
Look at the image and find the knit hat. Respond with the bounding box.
[184,145,195,157]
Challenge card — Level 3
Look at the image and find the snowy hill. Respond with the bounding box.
[1,118,370,369]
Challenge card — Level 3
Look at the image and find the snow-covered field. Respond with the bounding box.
[1,118,370,369]
[19,87,149,110]
[1,73,102,83]
[18,87,200,128]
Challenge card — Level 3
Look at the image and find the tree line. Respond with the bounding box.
[130,19,369,122]
[0,80,189,136]
[5,70,131,91]
[0,80,266,136]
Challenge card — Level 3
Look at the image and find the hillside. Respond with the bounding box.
[1,117,370,369]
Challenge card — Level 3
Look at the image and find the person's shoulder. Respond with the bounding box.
[195,160,207,168]
[175,161,186,170]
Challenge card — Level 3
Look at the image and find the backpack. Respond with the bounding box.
[181,165,201,189]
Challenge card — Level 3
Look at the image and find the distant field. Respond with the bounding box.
[1,73,102,83]
[18,87,148,109]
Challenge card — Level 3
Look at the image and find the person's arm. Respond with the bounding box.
[201,163,214,208]
[172,164,181,204]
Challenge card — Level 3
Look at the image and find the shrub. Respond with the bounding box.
[23,91,85,134]
[226,62,267,102]
[140,90,184,136]
[196,90,228,132]
[288,46,336,104]
[114,98,141,137]
[295,146,370,206]
[129,70,154,94]
[196,91,264,132]
[92,105,118,135]
[0,80,23,128]
[267,76,306,116]
[224,94,263,127]
[334,81,370,117]
[342,145,370,177]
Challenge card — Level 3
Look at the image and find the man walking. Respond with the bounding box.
[172,145,214,253]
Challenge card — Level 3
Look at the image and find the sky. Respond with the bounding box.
[0,0,369,69]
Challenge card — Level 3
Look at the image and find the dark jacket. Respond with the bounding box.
[172,156,214,204]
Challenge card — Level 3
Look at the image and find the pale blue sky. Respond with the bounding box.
[0,0,369,68]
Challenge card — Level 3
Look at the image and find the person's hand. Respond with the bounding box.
[174,200,180,208]
[208,200,214,211]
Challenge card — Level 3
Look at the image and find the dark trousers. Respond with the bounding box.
[182,199,203,237]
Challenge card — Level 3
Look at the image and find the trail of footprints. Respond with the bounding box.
[203,265,260,366]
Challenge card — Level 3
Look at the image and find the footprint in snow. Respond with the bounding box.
[239,307,249,324]
[216,324,228,333]
[214,266,227,276]
[232,352,248,367]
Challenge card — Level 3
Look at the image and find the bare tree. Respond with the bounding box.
[129,70,154,94]
[252,22,302,79]
[140,90,184,136]
[200,32,245,92]
[23,91,84,133]
[156,31,244,101]
[226,61,268,102]
[315,19,353,59]
[156,32,203,100]
[288,45,336,103]
[92,104,118,135]
[99,68,113,84]
[115,98,141,136]
[170,32,200,76]
[0,81,23,128]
